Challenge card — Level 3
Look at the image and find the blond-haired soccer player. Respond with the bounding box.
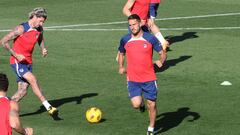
[0,7,57,116]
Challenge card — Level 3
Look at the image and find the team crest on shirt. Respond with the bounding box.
[143,43,147,48]
[19,68,24,73]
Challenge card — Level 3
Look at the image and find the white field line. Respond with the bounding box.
[156,12,240,21]
[44,26,240,31]
[45,12,240,29]
[1,26,240,32]
[0,12,240,32]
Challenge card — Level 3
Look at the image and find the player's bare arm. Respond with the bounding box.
[39,40,48,57]
[160,50,167,63]
[1,25,25,61]
[41,43,48,57]
[123,0,135,17]
[38,31,48,57]
[9,101,33,135]
[118,53,126,75]
[155,50,167,68]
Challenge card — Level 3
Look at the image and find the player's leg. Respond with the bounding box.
[128,81,145,111]
[11,82,29,102]
[23,71,58,115]
[130,96,142,108]
[146,99,157,133]
[150,24,169,51]
[11,63,57,115]
[142,81,158,134]
[148,3,169,51]
[10,63,30,101]
[149,3,159,20]
[22,72,46,102]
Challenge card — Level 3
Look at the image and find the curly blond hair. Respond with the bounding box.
[29,7,47,19]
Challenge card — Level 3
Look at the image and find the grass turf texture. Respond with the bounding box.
[0,0,240,134]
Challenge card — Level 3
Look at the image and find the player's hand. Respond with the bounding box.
[161,40,170,51]
[118,67,126,75]
[24,127,33,135]
[116,53,119,62]
[147,19,154,28]
[15,54,25,61]
[42,48,48,57]
[155,60,163,68]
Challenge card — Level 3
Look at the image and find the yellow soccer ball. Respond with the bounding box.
[86,107,102,123]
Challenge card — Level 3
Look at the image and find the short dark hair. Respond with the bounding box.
[0,73,9,92]
[128,14,141,22]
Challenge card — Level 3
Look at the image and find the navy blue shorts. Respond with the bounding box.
[127,81,158,101]
[149,3,160,18]
[11,63,32,82]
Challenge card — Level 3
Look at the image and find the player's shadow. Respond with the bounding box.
[166,32,199,45]
[155,107,200,134]
[20,93,98,120]
[154,55,192,73]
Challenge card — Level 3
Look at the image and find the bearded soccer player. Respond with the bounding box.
[0,7,57,116]
[118,14,166,135]
[0,73,33,135]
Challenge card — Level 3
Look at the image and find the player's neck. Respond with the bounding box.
[28,19,36,29]
[0,91,7,97]
[132,31,143,38]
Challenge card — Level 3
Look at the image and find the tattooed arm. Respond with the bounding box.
[0,25,25,61]
[9,101,33,135]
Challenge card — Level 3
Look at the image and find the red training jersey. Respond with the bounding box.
[131,0,150,22]
[118,32,162,82]
[0,97,12,135]
[10,22,42,64]
[150,0,161,4]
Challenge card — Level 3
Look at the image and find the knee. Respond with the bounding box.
[19,87,28,96]
[27,75,37,85]
[130,96,143,109]
[132,105,139,109]
[147,101,156,110]
[131,102,141,109]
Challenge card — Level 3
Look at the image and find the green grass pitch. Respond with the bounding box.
[0,0,240,134]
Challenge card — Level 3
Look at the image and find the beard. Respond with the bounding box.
[131,27,141,36]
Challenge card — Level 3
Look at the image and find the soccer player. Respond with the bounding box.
[0,73,33,135]
[118,14,166,135]
[0,7,58,116]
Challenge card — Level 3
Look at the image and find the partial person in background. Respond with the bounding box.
[149,0,161,21]
[148,0,169,50]
[0,73,33,135]
[116,0,169,61]
[0,7,58,116]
